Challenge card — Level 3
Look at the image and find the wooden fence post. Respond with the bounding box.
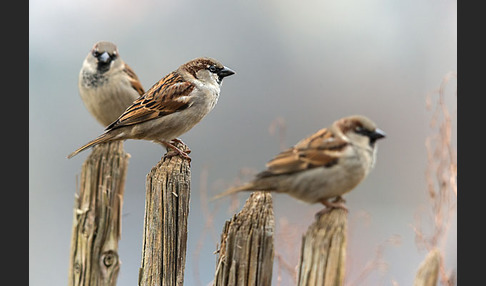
[413,248,440,286]
[297,208,347,286]
[138,143,191,286]
[68,141,130,286]
[213,192,275,286]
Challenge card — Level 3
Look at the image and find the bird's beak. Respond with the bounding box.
[217,66,236,79]
[98,52,111,64]
[371,128,386,141]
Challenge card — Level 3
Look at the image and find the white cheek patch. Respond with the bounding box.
[83,59,98,74]
[196,70,210,80]
[196,70,221,86]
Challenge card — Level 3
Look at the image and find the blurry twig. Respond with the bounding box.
[193,165,218,286]
[274,218,304,286]
[414,72,457,286]
[269,116,288,151]
[346,235,402,286]
[275,253,298,286]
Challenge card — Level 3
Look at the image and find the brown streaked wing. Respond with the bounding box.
[261,127,348,176]
[294,127,347,150]
[106,72,194,131]
[124,64,145,96]
[263,148,306,175]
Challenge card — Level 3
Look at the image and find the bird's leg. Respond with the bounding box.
[316,196,348,218]
[170,138,192,154]
[158,140,192,162]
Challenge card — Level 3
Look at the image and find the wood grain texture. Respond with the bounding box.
[297,208,347,286]
[138,143,191,286]
[68,141,130,286]
[413,248,440,286]
[213,192,275,286]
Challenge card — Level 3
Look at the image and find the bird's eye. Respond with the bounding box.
[208,65,218,73]
[354,126,368,135]
[93,51,101,57]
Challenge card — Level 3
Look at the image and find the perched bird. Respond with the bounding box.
[68,57,235,160]
[78,41,145,126]
[214,115,386,211]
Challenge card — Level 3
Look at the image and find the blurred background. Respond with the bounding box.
[29,0,457,285]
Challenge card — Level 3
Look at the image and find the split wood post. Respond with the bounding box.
[297,208,348,286]
[68,141,130,286]
[413,248,440,286]
[213,192,275,286]
[138,142,191,286]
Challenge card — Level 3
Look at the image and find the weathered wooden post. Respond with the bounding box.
[69,141,130,286]
[413,248,440,286]
[213,192,275,286]
[297,208,348,286]
[138,142,191,286]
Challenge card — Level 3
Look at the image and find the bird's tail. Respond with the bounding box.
[67,132,117,159]
[211,182,262,201]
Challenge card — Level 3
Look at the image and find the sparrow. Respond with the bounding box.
[78,41,145,127]
[214,115,386,211]
[68,57,235,160]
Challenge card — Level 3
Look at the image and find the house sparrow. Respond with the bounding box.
[79,41,145,126]
[68,57,235,160]
[214,115,386,211]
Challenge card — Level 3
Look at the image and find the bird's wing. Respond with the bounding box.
[259,127,349,177]
[123,64,145,96]
[106,72,194,130]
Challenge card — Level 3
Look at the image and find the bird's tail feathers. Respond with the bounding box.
[211,182,265,201]
[67,132,116,159]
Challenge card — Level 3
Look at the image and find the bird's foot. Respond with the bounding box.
[160,140,192,162]
[315,196,348,218]
[170,138,188,146]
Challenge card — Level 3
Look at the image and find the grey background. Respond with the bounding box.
[30,0,457,285]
